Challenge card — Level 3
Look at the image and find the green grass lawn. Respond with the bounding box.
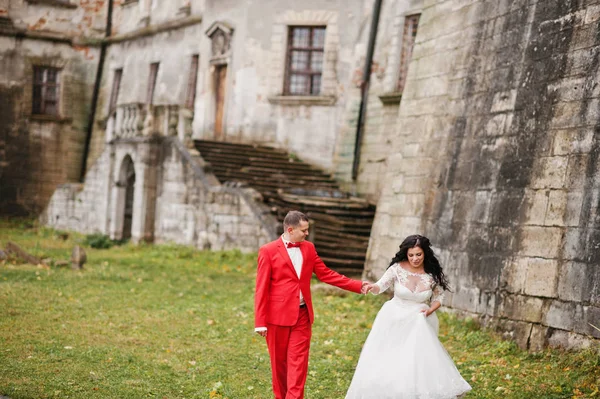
[0,218,598,399]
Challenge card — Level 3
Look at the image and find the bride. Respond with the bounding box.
[345,235,472,399]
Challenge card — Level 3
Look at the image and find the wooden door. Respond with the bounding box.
[214,65,227,139]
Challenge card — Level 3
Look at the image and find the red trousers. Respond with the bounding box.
[266,307,312,399]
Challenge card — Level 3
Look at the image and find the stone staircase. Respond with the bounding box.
[0,16,15,32]
[194,139,376,276]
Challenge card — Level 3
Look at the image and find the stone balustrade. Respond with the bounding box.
[108,104,190,141]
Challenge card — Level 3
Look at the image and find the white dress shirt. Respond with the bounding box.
[281,236,305,306]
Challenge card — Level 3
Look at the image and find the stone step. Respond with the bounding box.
[319,256,365,270]
[203,153,324,173]
[210,166,335,183]
[0,16,15,30]
[193,139,376,276]
[195,139,290,156]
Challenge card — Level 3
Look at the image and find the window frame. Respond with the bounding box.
[283,26,326,96]
[109,68,123,115]
[185,54,199,109]
[396,13,420,92]
[32,65,61,116]
[147,62,160,105]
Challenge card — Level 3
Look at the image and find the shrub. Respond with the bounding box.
[83,233,122,249]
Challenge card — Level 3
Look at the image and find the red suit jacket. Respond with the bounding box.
[255,237,363,328]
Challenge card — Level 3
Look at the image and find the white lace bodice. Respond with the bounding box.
[374,263,445,304]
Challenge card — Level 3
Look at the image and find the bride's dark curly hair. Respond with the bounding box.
[388,234,450,291]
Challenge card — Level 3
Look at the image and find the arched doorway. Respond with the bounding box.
[119,155,135,240]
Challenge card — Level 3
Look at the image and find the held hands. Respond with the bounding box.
[361,282,379,295]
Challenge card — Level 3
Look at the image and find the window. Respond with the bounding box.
[32,66,61,116]
[146,62,159,104]
[397,14,420,92]
[284,26,326,96]
[109,68,123,114]
[185,55,199,109]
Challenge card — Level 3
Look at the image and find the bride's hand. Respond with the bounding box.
[368,284,380,294]
[419,309,430,317]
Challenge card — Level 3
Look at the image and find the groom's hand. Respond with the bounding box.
[361,281,372,294]
[255,327,267,337]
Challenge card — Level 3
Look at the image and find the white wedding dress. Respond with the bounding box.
[345,264,472,399]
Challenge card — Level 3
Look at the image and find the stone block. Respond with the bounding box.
[564,191,584,226]
[550,101,584,129]
[523,257,559,298]
[447,285,481,314]
[530,156,569,189]
[548,77,586,103]
[470,190,492,223]
[544,300,584,331]
[562,227,585,261]
[528,324,548,352]
[496,319,533,350]
[498,293,544,323]
[519,226,563,258]
[523,189,548,225]
[484,113,509,136]
[544,190,567,226]
[490,89,517,113]
[547,328,594,350]
[589,262,600,306]
[552,128,593,155]
[488,190,525,227]
[565,154,589,191]
[585,305,600,339]
[557,262,591,302]
[584,4,600,24]
[500,256,528,294]
[396,194,426,216]
[572,24,599,50]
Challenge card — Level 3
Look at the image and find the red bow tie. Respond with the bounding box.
[286,241,302,248]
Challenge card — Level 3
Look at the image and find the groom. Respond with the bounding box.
[254,210,368,399]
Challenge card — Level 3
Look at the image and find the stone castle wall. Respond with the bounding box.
[366,0,600,349]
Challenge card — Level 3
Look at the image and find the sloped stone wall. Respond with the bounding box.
[366,0,600,349]
[43,137,277,252]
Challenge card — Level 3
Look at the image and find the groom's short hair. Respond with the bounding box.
[283,210,309,229]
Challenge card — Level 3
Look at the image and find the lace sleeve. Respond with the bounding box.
[431,283,445,305]
[373,266,396,294]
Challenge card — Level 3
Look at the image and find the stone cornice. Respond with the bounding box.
[26,0,78,9]
[0,25,104,46]
[378,91,402,105]
[267,95,337,106]
[0,14,203,47]
[107,14,203,44]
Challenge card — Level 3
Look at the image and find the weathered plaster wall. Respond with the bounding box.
[89,0,371,172]
[366,0,600,349]
[0,0,104,214]
[191,0,366,171]
[0,36,99,214]
[7,0,106,38]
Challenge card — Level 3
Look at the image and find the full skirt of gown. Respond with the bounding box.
[345,296,472,399]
